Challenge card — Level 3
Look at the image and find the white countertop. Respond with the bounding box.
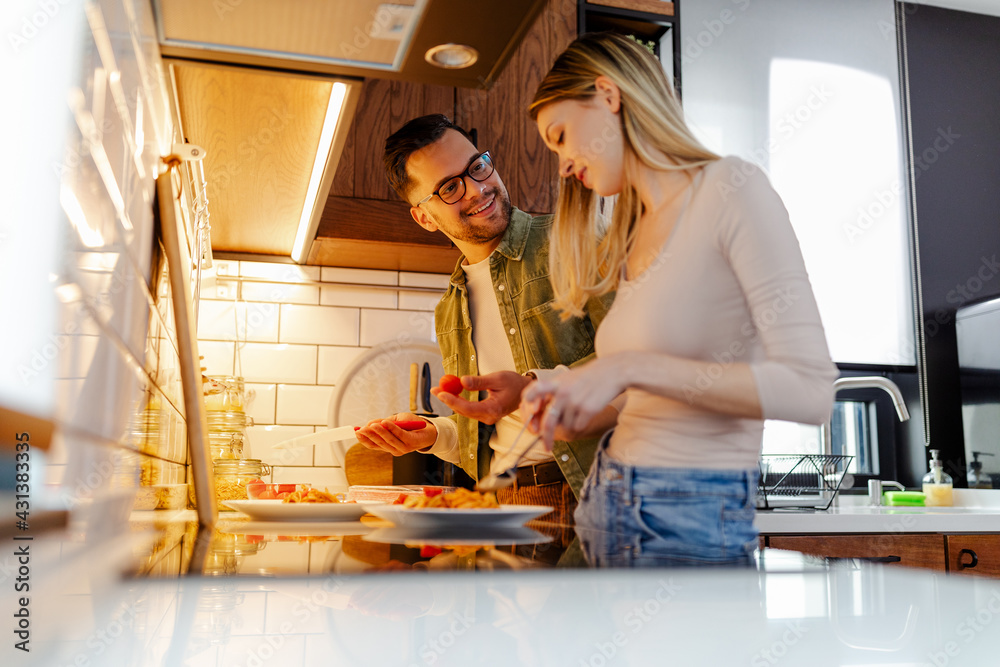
[15,539,1000,667]
[757,489,1000,533]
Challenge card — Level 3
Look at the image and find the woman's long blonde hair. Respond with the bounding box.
[530,32,719,318]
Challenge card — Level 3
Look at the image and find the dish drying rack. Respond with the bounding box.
[757,454,854,511]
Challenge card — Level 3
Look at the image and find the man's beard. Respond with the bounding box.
[449,187,513,245]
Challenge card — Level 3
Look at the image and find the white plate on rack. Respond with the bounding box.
[364,504,552,528]
[223,500,378,522]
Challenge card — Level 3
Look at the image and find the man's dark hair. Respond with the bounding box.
[383,114,474,202]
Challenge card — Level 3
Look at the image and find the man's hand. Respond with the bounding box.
[430,370,532,425]
[355,413,437,456]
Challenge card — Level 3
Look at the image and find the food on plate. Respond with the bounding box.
[438,374,464,395]
[402,487,499,509]
[281,487,350,504]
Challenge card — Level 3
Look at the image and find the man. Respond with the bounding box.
[355,114,615,526]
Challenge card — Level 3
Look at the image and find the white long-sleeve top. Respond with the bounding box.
[596,156,838,470]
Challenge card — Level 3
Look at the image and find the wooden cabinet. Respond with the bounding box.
[308,0,577,271]
[764,533,1000,577]
[945,535,1000,577]
[765,534,948,571]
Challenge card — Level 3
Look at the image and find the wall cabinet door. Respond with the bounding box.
[946,535,1000,577]
[766,534,947,571]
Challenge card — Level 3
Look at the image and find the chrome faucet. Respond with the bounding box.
[822,376,910,458]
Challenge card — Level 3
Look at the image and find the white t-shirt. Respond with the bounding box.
[596,156,838,470]
[426,255,554,474]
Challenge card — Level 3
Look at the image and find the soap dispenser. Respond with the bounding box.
[922,449,954,506]
[968,451,995,489]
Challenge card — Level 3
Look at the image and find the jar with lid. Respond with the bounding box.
[205,410,252,459]
[206,411,250,459]
[203,376,253,413]
[190,459,270,509]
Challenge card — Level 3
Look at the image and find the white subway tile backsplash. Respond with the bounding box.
[399,271,450,289]
[198,300,280,343]
[197,340,235,377]
[245,383,276,425]
[248,424,314,466]
[321,267,398,286]
[320,284,397,309]
[398,290,442,312]
[241,281,320,305]
[313,436,354,467]
[270,466,347,491]
[317,346,367,385]
[240,260,320,283]
[279,304,359,346]
[359,309,435,347]
[212,260,239,278]
[239,343,317,385]
[275,384,334,425]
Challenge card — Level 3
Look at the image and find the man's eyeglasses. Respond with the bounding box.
[415,151,494,206]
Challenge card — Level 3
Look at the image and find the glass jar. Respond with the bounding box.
[205,411,251,459]
[203,376,251,413]
[213,459,269,509]
[208,430,245,460]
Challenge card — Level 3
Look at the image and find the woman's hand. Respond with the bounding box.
[520,354,633,449]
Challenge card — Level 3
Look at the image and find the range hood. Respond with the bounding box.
[157,0,545,262]
[156,0,546,89]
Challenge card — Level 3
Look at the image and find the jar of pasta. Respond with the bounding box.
[211,459,270,509]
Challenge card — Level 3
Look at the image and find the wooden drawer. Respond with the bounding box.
[766,534,947,571]
[946,535,1000,577]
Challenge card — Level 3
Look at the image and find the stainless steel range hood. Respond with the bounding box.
[155,0,546,89]
[156,0,545,262]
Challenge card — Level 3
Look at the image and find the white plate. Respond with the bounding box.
[223,499,376,522]
[363,525,553,546]
[364,504,552,528]
[217,520,373,537]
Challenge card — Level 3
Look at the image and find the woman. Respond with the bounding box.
[521,33,838,567]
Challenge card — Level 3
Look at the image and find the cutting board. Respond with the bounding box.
[344,443,393,486]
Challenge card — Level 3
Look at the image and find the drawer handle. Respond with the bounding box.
[829,555,902,564]
[958,548,978,570]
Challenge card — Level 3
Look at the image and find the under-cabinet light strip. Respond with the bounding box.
[292,82,348,264]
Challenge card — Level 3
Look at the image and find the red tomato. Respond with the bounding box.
[258,490,277,500]
[394,420,427,431]
[439,374,463,395]
[246,479,266,498]
[277,491,290,499]
[423,487,444,497]
[276,484,296,494]
[392,493,408,505]
[244,534,264,544]
[420,546,443,558]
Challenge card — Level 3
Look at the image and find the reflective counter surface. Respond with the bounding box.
[8,509,1000,666]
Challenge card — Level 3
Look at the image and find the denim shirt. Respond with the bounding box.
[434,208,615,497]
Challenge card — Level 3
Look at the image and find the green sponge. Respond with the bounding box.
[883,491,926,506]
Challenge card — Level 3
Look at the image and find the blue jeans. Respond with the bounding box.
[574,439,759,568]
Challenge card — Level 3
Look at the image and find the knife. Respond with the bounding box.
[419,362,438,417]
[273,420,426,450]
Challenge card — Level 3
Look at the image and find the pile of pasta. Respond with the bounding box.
[402,488,499,509]
[281,487,346,504]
